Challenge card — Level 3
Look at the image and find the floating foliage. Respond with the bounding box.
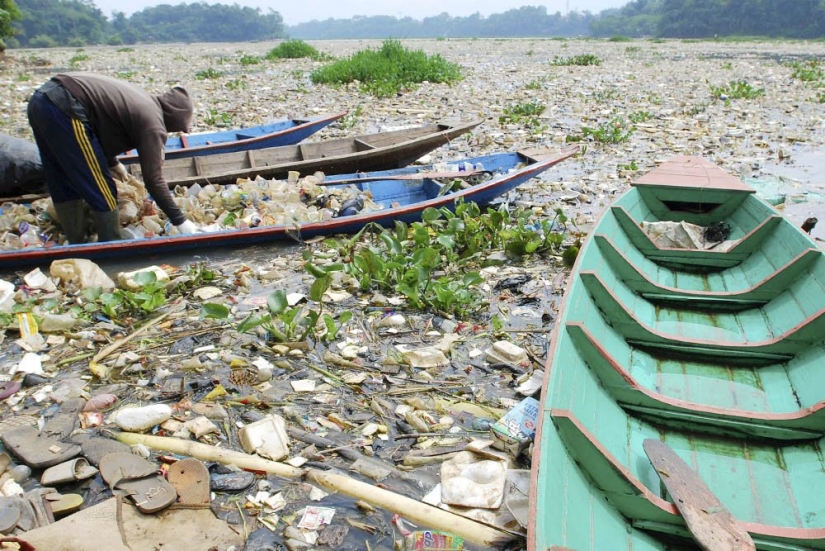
[551,54,602,66]
[310,39,462,98]
[265,40,324,60]
[709,79,765,100]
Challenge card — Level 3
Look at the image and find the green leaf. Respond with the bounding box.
[304,262,328,278]
[267,290,288,315]
[421,207,443,223]
[379,232,402,255]
[200,302,230,320]
[309,274,331,303]
[237,313,270,334]
[412,226,430,245]
[436,234,456,249]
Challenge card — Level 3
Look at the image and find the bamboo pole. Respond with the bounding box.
[305,469,514,548]
[113,432,515,548]
[114,431,303,479]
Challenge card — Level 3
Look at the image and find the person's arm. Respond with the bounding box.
[134,129,187,226]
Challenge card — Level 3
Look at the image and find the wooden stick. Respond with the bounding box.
[321,170,484,185]
[306,469,515,548]
[643,439,755,551]
[113,431,304,478]
[113,431,515,548]
[92,312,171,364]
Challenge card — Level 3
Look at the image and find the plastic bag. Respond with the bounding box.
[0,133,45,197]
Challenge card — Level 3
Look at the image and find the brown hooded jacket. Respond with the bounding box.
[53,72,193,225]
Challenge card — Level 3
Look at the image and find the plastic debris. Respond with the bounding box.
[239,414,290,461]
[111,404,173,432]
[490,397,540,456]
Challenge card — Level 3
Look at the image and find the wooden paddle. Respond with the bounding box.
[320,170,486,185]
[643,439,756,551]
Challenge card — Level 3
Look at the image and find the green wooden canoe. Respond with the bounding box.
[529,156,825,551]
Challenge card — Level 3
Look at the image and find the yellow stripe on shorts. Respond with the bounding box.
[72,118,117,210]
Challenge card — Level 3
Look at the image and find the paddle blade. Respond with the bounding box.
[643,439,756,551]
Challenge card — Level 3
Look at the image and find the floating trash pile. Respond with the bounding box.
[172,173,381,234]
[0,173,382,250]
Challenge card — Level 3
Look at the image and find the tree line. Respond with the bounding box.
[288,7,593,39]
[5,0,285,48]
[591,0,825,39]
[0,0,823,50]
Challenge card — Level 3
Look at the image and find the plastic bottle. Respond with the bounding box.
[18,222,42,248]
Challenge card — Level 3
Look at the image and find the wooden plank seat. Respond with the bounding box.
[566,320,825,441]
[593,233,821,310]
[609,205,781,270]
[578,269,825,365]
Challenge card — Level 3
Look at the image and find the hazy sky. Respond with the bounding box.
[92,0,628,24]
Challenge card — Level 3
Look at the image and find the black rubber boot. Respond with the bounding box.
[93,210,122,242]
[53,200,88,244]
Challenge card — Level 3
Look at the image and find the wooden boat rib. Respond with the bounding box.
[125,119,483,187]
[118,111,347,162]
[594,234,822,309]
[566,321,825,440]
[529,156,825,551]
[610,205,783,269]
[579,269,825,363]
[0,146,577,269]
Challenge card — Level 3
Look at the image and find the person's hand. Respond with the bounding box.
[174,219,201,235]
[110,163,129,181]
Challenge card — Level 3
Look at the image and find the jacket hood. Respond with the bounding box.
[156,86,193,133]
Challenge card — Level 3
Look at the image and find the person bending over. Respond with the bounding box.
[27,72,199,243]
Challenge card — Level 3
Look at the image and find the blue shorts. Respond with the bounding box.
[27,88,118,212]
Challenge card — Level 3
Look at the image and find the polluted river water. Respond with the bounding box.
[0,38,823,550]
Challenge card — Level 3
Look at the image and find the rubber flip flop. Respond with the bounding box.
[166,458,210,507]
[42,397,86,440]
[99,453,177,514]
[45,493,84,517]
[0,381,21,401]
[0,505,20,534]
[41,457,99,486]
[69,433,131,467]
[0,426,81,469]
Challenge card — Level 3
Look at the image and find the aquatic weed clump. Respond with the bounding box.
[265,40,325,60]
[551,53,602,66]
[310,39,463,98]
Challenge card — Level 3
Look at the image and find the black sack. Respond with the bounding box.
[0,133,45,197]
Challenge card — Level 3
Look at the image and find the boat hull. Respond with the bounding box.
[0,146,577,269]
[118,111,347,163]
[126,120,483,187]
[529,156,825,551]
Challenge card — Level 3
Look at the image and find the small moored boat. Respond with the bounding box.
[124,119,484,187]
[529,156,825,551]
[0,146,577,269]
[118,111,347,162]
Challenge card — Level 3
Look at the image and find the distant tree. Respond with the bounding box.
[127,2,284,43]
[14,0,108,46]
[0,0,22,50]
[288,8,592,40]
[590,0,661,37]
